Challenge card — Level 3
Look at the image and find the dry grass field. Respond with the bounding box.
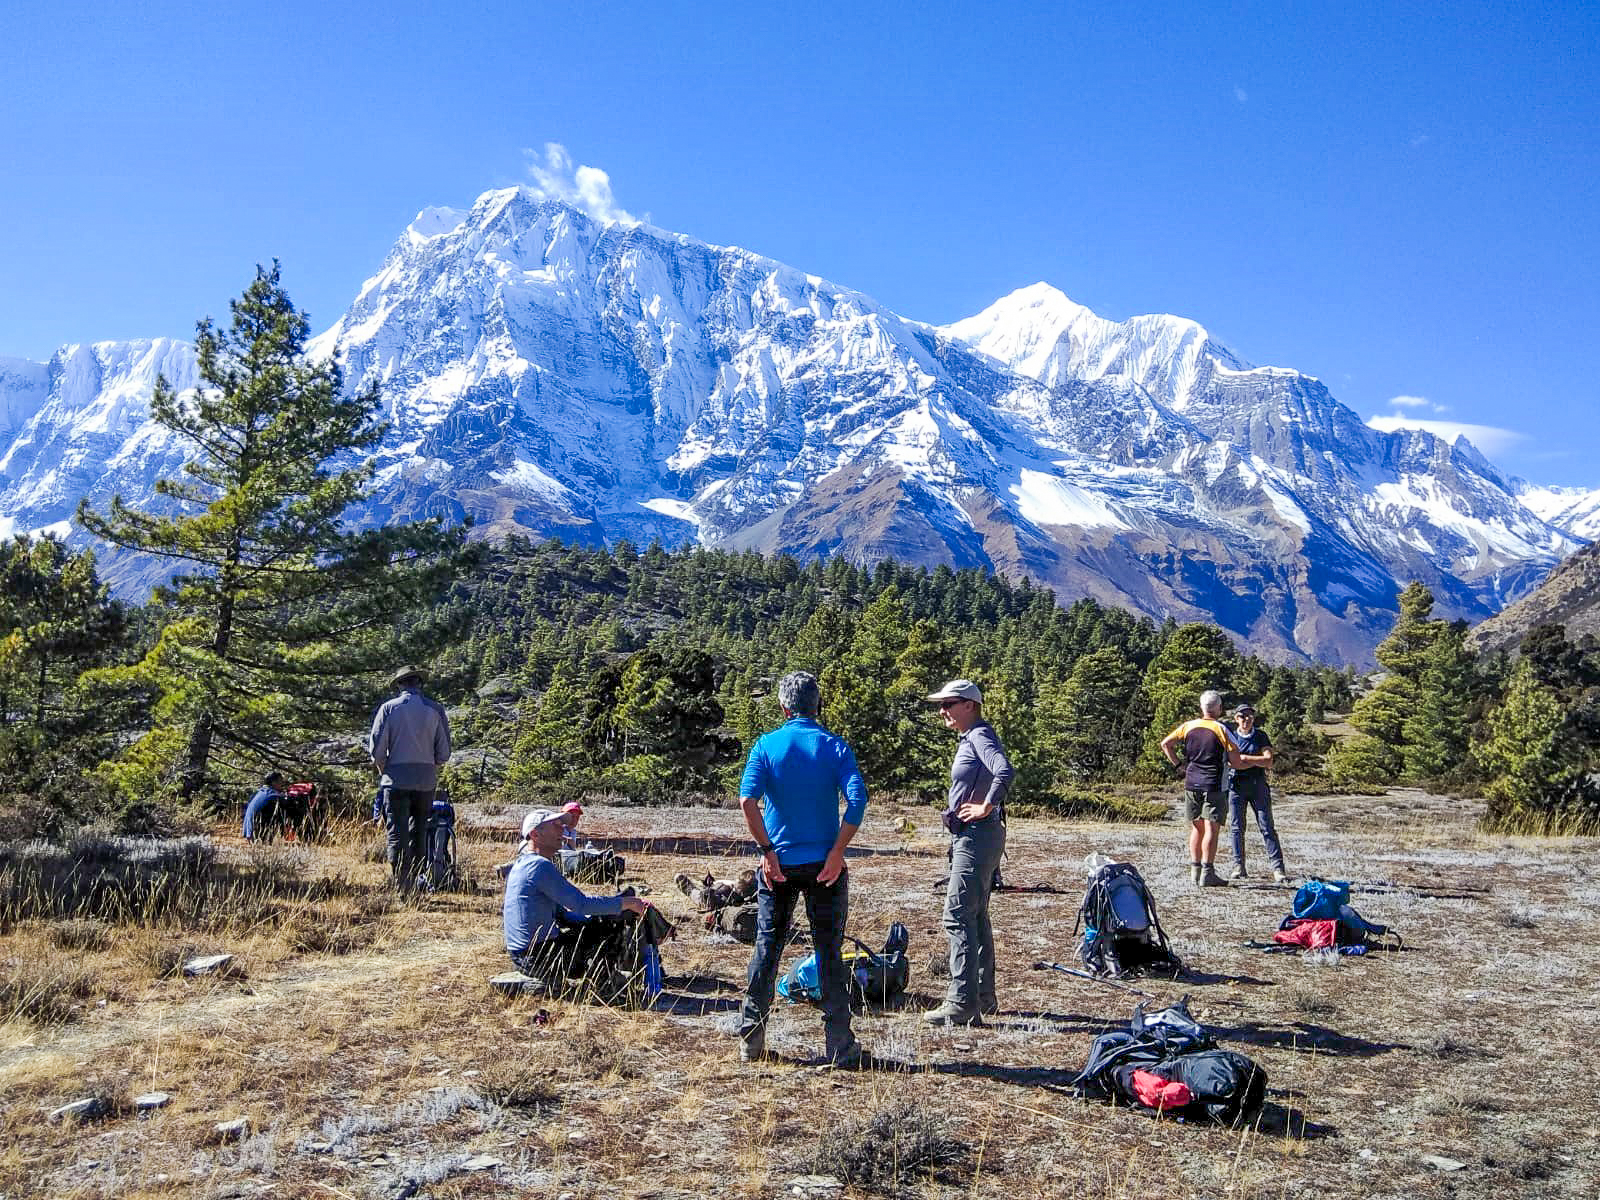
[2,787,1597,1199]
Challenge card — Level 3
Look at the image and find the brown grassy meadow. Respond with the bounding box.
[1,788,1596,1199]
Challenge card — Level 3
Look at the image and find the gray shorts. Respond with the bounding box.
[1184,789,1226,823]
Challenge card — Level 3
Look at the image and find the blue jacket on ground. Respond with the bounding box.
[242,785,281,840]
[739,717,869,867]
[503,853,624,957]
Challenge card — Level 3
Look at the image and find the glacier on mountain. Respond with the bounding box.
[0,186,1586,664]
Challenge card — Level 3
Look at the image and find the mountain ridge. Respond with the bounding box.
[0,186,1585,664]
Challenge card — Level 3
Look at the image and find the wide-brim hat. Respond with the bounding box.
[389,665,427,688]
[926,678,983,704]
[521,808,563,838]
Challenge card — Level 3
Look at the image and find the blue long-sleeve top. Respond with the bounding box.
[739,716,869,867]
[502,853,624,956]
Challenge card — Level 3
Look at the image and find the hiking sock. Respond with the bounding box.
[1190,862,1203,887]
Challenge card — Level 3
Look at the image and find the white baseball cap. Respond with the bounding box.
[521,808,563,838]
[926,679,983,704]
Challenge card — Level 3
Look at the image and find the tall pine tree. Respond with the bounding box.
[79,264,475,801]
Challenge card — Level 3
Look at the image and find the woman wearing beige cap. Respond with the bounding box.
[925,679,1014,1027]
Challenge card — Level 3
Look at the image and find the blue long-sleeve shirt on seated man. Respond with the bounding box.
[503,853,625,957]
[739,716,869,867]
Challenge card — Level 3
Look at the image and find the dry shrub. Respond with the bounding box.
[1496,907,1537,930]
[810,1100,970,1195]
[1423,1034,1476,1060]
[284,905,385,956]
[1,957,100,1026]
[1283,986,1337,1016]
[0,836,330,932]
[47,918,114,952]
[480,1061,562,1111]
[563,1025,639,1079]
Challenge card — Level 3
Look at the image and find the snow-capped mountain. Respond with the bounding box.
[0,187,1584,663]
[1511,480,1600,542]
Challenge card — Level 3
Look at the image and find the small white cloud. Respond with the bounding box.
[524,142,636,224]
[1367,414,1527,458]
[1234,85,1249,103]
[1410,133,1430,148]
[1387,394,1451,414]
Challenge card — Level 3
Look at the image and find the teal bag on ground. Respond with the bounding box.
[778,953,821,1002]
[1291,879,1351,920]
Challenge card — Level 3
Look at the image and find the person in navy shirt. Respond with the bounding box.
[736,670,869,1067]
[241,772,287,840]
[1226,703,1290,882]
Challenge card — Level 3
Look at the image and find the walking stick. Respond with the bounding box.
[1030,960,1154,1000]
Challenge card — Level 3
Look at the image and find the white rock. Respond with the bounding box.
[49,1097,108,1123]
[133,1092,171,1110]
[1421,1154,1466,1171]
[489,971,546,995]
[458,1155,503,1172]
[214,1117,250,1138]
[788,1177,843,1194]
[183,954,234,977]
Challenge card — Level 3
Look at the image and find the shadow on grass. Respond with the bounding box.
[1214,1020,1409,1057]
[651,977,743,1016]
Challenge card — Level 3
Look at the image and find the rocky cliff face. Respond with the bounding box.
[1467,540,1600,656]
[0,189,1582,664]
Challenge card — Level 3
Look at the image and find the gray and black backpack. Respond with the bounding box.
[1074,861,1183,978]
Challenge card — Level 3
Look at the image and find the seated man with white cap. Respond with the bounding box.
[503,807,648,983]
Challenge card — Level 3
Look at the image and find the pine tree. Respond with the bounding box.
[1401,623,1473,779]
[1035,645,1141,784]
[0,535,125,731]
[78,264,475,800]
[1137,624,1238,774]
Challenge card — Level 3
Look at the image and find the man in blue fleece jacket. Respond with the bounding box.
[736,671,869,1067]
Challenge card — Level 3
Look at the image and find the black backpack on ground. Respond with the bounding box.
[1072,999,1267,1126]
[1074,861,1184,978]
[844,922,911,1007]
[423,797,458,890]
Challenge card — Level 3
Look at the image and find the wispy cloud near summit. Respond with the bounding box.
[524,143,636,224]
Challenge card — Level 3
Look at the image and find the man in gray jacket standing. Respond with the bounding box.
[370,666,451,893]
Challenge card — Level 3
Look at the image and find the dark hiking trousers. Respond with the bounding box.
[1228,777,1284,872]
[943,816,1005,1016]
[512,915,635,982]
[740,860,853,1055]
[386,787,432,891]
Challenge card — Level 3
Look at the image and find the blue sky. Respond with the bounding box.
[2,1,1596,485]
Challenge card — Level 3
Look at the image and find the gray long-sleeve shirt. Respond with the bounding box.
[503,853,625,955]
[369,687,451,791]
[944,720,1014,831]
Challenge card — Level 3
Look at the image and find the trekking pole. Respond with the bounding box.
[1030,960,1153,1000]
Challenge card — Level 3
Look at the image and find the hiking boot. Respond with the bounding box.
[1273,868,1292,883]
[1199,866,1229,887]
[1230,865,1249,880]
[737,1031,767,1063]
[923,1004,985,1028]
[827,1039,865,1068]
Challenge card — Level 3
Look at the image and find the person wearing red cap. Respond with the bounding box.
[560,802,584,850]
